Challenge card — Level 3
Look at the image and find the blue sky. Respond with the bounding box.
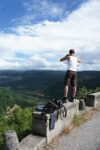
[0,0,100,70]
[0,0,86,29]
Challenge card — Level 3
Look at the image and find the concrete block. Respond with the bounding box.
[79,99,85,110]
[86,92,100,107]
[32,100,79,143]
[4,130,20,150]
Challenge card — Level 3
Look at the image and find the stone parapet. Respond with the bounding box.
[4,92,100,150]
[32,100,79,143]
[19,135,46,150]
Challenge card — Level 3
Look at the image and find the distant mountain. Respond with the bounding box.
[0,70,100,99]
[77,71,100,89]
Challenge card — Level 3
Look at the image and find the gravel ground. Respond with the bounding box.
[49,111,100,150]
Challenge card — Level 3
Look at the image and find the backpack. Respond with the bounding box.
[42,99,67,118]
[42,100,58,114]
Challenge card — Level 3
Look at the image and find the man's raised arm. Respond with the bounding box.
[60,55,69,61]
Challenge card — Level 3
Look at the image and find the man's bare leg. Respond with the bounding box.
[72,86,76,98]
[62,85,68,103]
[64,85,68,98]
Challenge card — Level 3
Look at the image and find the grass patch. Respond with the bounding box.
[64,107,100,134]
[73,107,99,127]
[64,113,87,134]
[73,113,85,127]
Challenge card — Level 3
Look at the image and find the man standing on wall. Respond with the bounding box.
[60,49,81,103]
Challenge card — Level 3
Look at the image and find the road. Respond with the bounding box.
[49,111,100,150]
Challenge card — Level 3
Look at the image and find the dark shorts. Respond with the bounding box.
[64,70,77,86]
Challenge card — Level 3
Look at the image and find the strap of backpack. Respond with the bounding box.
[58,105,67,120]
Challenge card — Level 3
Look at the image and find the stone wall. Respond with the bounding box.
[32,100,79,143]
[4,100,79,150]
[4,92,100,150]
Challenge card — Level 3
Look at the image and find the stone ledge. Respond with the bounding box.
[18,100,79,150]
[20,135,46,150]
[32,100,79,143]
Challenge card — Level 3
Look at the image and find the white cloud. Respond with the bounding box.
[0,0,100,70]
[0,59,21,69]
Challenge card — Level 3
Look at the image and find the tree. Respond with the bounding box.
[0,106,33,149]
[77,87,93,100]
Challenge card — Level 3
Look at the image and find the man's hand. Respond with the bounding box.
[77,58,81,63]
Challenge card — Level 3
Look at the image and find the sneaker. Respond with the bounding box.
[62,97,68,103]
[69,97,75,103]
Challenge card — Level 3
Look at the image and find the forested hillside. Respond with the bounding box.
[0,70,100,99]
[0,70,100,114]
[0,87,47,114]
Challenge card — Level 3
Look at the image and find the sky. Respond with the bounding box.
[0,0,100,71]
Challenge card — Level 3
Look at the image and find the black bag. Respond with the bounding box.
[52,99,67,119]
[54,99,63,109]
[42,99,63,114]
[42,99,67,120]
[42,100,58,114]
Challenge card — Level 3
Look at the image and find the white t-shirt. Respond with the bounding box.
[67,55,78,71]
